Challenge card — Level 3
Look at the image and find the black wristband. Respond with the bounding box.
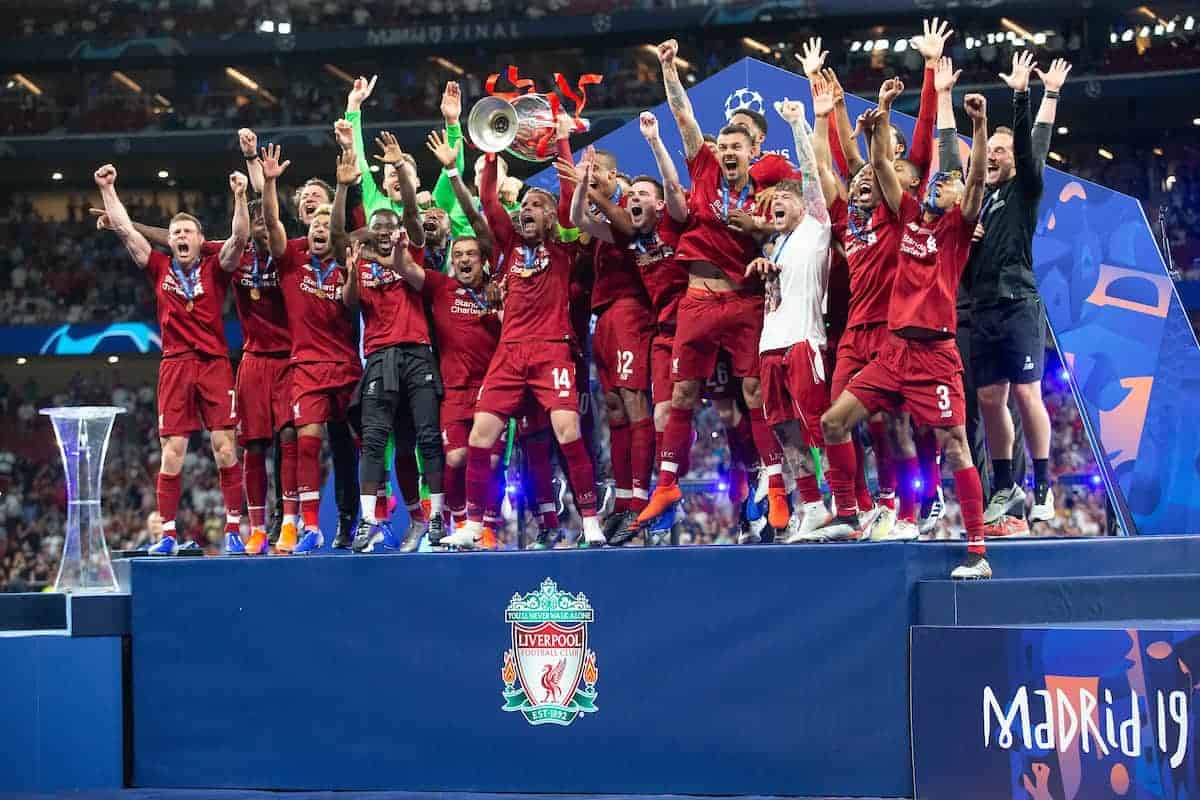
[1044,90,1060,99]
[243,151,259,160]
[1014,89,1030,98]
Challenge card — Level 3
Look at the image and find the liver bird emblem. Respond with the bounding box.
[541,658,567,703]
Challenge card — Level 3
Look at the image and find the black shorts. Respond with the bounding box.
[351,344,443,445]
[968,297,1046,387]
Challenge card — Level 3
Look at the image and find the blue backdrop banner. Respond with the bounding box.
[531,57,1200,535]
[912,625,1200,800]
[1,321,243,355]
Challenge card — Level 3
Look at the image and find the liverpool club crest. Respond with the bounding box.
[501,578,598,726]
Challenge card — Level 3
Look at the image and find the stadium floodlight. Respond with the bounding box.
[1140,26,1151,37]
[1154,147,1165,155]
[1185,16,1195,30]
[278,21,291,34]
[1057,126,1068,135]
[1193,117,1200,126]
[51,172,63,180]
[16,357,27,365]
[1122,28,1134,41]
[965,36,975,49]
[1166,175,1177,190]
[1166,20,1176,32]
[1048,151,1064,163]
[849,41,862,52]
[875,38,889,51]
[107,355,119,364]
[1110,31,1118,43]
[158,169,169,179]
[893,39,907,52]
[1098,147,1114,160]
[1033,32,1047,45]
[260,19,275,32]
[1154,24,1164,35]
[741,36,772,55]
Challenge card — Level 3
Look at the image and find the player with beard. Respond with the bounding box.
[337,132,447,553]
[727,106,797,188]
[822,69,990,577]
[636,38,788,533]
[261,144,361,554]
[746,98,840,543]
[964,53,1070,534]
[582,113,690,545]
[94,164,251,555]
[231,199,298,555]
[440,118,608,549]
[558,146,656,536]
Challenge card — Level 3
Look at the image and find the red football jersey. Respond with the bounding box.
[889,192,975,336]
[484,183,581,346]
[750,153,798,188]
[829,197,903,330]
[613,214,687,327]
[233,242,290,355]
[591,194,650,312]
[674,146,760,285]
[146,250,233,358]
[422,270,500,387]
[276,238,357,364]
[355,244,431,356]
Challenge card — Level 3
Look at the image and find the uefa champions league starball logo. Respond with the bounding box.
[724,87,765,122]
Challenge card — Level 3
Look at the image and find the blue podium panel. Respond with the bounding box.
[0,634,124,792]
[912,625,1200,800]
[131,545,914,796]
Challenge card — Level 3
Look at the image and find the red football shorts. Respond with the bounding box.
[703,348,737,401]
[592,297,654,392]
[291,360,361,427]
[157,352,238,437]
[672,288,763,382]
[759,343,831,444]
[831,322,889,399]
[845,334,966,428]
[650,331,675,406]
[476,341,579,418]
[441,384,480,453]
[236,352,293,444]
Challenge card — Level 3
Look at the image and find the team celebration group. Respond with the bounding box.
[90,21,1073,579]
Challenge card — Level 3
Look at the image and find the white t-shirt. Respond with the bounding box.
[759,214,831,354]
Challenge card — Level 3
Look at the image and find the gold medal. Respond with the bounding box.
[250,287,261,300]
[185,300,194,312]
[519,269,534,279]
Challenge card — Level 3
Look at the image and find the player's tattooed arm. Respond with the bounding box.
[219,171,251,272]
[776,99,830,223]
[639,111,689,224]
[93,164,152,268]
[259,143,291,259]
[960,94,988,223]
[657,39,703,160]
[870,79,905,215]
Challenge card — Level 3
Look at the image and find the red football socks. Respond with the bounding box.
[897,456,919,522]
[242,449,267,528]
[867,419,896,498]
[795,472,822,504]
[156,471,181,536]
[629,418,654,513]
[297,435,323,529]
[954,466,987,555]
[464,445,493,524]
[218,463,244,531]
[560,437,597,517]
[657,406,694,489]
[824,440,860,517]
[609,418,632,513]
[279,439,299,518]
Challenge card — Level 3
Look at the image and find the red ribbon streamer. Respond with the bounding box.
[485,65,538,100]
[554,72,602,130]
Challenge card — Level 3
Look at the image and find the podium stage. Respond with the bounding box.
[5,536,1200,798]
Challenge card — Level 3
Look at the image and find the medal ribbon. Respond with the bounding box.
[310,253,338,292]
[766,229,793,262]
[719,176,751,223]
[170,258,198,304]
[250,243,271,291]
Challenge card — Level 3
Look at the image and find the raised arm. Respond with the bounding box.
[657,39,703,160]
[392,230,426,291]
[824,69,864,176]
[1032,58,1071,166]
[373,130,423,245]
[88,208,173,248]
[238,128,265,194]
[93,164,151,268]
[871,80,906,215]
[639,111,688,224]
[259,143,291,259]
[218,171,250,272]
[909,18,954,176]
[426,128,493,256]
[776,99,831,222]
[999,51,1043,200]
[479,153,514,258]
[960,94,988,222]
[343,236,362,308]
[564,160,614,243]
[332,148,357,261]
[934,57,963,174]
[344,75,390,215]
[553,115,579,227]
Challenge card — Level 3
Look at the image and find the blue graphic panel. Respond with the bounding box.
[1,321,243,355]
[532,57,1200,535]
[913,625,1200,800]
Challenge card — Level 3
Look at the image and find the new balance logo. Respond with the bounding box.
[1023,355,1035,371]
